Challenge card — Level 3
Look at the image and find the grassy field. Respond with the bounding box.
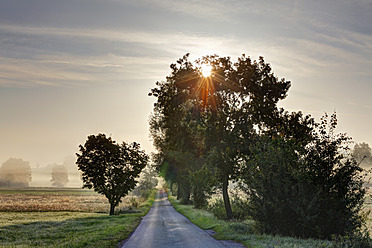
[168,192,372,248]
[0,188,156,247]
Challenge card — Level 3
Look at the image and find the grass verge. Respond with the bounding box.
[168,193,334,248]
[0,189,156,248]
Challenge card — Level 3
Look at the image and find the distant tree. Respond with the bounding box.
[50,164,69,187]
[131,165,159,198]
[0,178,7,187]
[0,158,32,187]
[353,142,372,164]
[76,134,148,215]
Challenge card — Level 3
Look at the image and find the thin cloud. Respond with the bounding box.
[128,0,247,22]
[0,54,172,87]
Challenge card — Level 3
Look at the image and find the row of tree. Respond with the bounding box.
[0,158,69,187]
[149,54,369,239]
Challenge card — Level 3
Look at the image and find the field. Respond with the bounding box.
[0,188,136,212]
[0,188,155,247]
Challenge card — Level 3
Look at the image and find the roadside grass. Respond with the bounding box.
[0,188,156,247]
[168,193,334,248]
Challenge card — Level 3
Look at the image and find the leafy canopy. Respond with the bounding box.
[76,133,148,215]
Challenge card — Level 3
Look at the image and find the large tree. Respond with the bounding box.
[149,54,291,218]
[149,54,209,205]
[76,134,148,215]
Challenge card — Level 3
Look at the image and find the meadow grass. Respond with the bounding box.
[0,188,156,247]
[168,193,334,248]
[0,188,144,212]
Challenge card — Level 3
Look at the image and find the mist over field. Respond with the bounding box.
[30,166,82,188]
[0,155,82,188]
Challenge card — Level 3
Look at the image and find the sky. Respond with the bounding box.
[1,0,372,167]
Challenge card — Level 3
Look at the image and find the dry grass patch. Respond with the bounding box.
[0,188,144,213]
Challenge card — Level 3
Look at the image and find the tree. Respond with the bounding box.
[50,164,69,187]
[149,54,291,217]
[131,165,159,198]
[76,134,148,215]
[353,142,372,165]
[0,158,32,187]
[149,54,209,205]
[241,113,367,238]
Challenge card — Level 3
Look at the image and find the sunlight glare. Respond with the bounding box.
[201,64,212,77]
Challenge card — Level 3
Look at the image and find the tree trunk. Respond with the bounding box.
[183,183,191,204]
[109,202,115,215]
[170,181,174,196]
[177,182,181,200]
[180,179,191,204]
[222,174,233,219]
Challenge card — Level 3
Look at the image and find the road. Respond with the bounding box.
[121,189,244,248]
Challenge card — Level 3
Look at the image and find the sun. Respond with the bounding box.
[200,64,212,77]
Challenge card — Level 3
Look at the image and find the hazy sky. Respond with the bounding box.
[1,0,371,167]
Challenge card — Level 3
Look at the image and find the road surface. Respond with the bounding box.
[121,189,244,248]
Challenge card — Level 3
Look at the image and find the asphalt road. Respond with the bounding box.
[121,189,244,248]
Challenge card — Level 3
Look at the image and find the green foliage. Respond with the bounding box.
[190,164,215,209]
[241,137,315,237]
[149,53,368,239]
[76,133,148,215]
[302,113,367,238]
[241,113,368,239]
[169,193,334,248]
[131,165,158,199]
[149,54,291,218]
[208,195,250,221]
[331,231,372,248]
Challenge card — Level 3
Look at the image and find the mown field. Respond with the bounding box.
[0,188,155,247]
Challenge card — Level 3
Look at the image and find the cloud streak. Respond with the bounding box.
[1,21,372,89]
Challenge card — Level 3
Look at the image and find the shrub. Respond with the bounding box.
[128,197,140,209]
[190,165,215,209]
[208,195,250,221]
[241,113,368,239]
[331,230,372,248]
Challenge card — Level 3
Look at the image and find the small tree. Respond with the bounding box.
[50,164,69,187]
[76,134,148,215]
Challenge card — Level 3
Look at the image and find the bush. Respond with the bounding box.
[208,195,250,221]
[331,230,372,248]
[190,165,215,209]
[241,113,368,239]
